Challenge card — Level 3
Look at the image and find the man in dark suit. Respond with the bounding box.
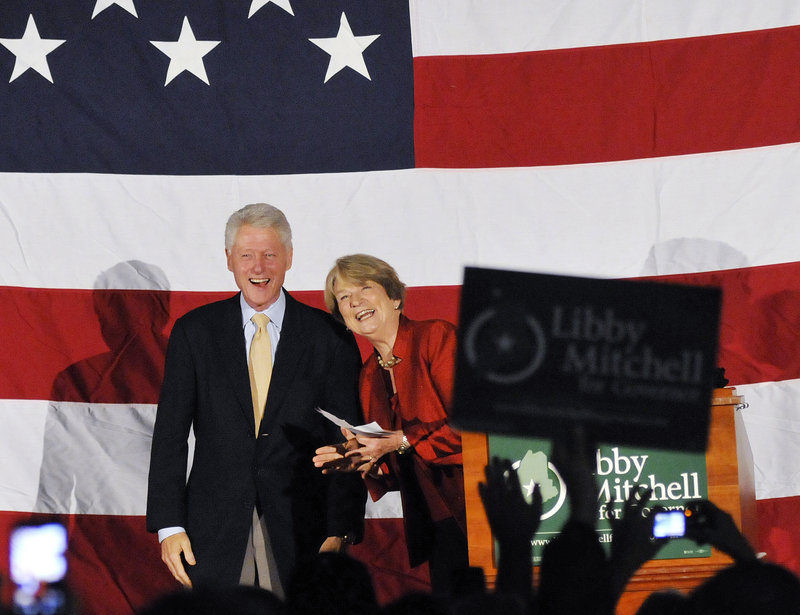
[146,203,365,595]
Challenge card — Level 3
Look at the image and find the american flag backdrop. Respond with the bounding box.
[2,1,800,612]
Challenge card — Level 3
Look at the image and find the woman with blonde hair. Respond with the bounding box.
[314,254,467,594]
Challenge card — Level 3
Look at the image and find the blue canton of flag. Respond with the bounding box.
[0,0,414,174]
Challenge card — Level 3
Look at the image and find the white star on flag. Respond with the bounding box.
[309,12,380,83]
[150,17,221,86]
[0,14,66,84]
[91,0,138,19]
[249,0,294,18]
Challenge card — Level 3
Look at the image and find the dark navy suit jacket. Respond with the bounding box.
[146,290,365,587]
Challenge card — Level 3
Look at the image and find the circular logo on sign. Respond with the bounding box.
[463,306,546,384]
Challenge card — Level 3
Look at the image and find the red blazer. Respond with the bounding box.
[360,315,466,565]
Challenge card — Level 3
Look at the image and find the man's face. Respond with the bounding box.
[226,224,292,311]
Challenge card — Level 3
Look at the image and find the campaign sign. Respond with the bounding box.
[488,435,711,563]
[453,268,722,451]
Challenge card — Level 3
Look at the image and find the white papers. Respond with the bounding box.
[316,407,392,437]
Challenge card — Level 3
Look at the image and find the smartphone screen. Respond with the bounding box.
[10,522,68,589]
[652,510,686,538]
[8,522,70,615]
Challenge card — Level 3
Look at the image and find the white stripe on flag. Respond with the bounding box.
[3,142,800,291]
[0,399,48,512]
[738,380,800,501]
[6,382,798,519]
[410,0,800,56]
[0,396,400,519]
[365,492,403,519]
[0,400,156,515]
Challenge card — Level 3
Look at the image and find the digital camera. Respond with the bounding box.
[652,501,709,539]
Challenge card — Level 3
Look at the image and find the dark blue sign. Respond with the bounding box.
[453,268,722,451]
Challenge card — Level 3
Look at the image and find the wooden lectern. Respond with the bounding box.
[462,387,755,614]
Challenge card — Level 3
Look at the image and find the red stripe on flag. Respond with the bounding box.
[756,496,800,577]
[349,519,431,604]
[0,511,175,615]
[415,25,800,168]
[0,285,460,401]
[0,288,227,402]
[0,511,425,612]
[639,261,800,386]
[4,260,800,401]
[2,263,799,399]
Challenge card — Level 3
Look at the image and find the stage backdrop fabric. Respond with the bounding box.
[2,1,800,612]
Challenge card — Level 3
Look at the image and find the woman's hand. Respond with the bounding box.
[314,428,407,477]
[344,430,405,477]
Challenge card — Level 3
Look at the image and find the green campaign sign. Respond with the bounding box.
[488,435,711,564]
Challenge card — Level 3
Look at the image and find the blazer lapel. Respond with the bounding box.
[215,294,254,427]
[260,291,304,431]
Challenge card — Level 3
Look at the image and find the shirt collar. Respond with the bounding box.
[239,289,286,331]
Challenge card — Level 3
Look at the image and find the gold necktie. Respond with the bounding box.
[248,313,273,435]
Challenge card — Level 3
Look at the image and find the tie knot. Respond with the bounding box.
[252,313,270,331]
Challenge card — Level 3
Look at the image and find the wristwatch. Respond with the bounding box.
[397,434,412,455]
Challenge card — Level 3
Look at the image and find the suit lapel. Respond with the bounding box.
[215,294,254,427]
[261,291,304,431]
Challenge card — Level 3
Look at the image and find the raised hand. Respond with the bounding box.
[607,486,667,600]
[479,456,543,545]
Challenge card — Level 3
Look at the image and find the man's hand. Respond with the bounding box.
[313,428,365,473]
[161,532,195,587]
[319,536,344,553]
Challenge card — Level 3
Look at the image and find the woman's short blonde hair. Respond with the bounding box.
[324,254,406,323]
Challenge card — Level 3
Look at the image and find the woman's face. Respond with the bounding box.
[333,277,401,342]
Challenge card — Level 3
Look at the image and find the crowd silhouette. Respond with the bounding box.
[4,426,799,615]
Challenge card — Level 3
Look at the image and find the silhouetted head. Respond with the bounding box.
[688,560,800,615]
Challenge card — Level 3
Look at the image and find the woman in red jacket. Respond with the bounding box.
[314,254,467,595]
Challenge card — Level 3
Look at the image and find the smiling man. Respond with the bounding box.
[146,203,365,595]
